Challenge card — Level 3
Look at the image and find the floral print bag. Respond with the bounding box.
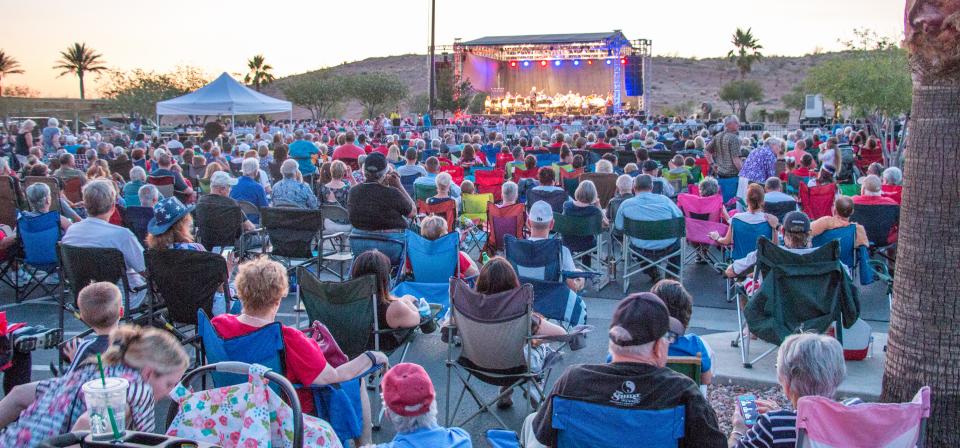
[166,364,342,448]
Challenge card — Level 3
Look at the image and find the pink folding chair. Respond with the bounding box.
[796,386,931,448]
[677,193,729,265]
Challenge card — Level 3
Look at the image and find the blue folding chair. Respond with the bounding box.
[349,231,407,286]
[122,206,154,246]
[813,225,873,285]
[197,310,371,443]
[400,173,422,198]
[15,211,62,302]
[718,219,773,303]
[390,230,459,317]
[503,235,591,326]
[717,176,739,205]
[535,153,560,167]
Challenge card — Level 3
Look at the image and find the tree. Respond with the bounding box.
[434,64,473,116]
[881,1,960,446]
[344,72,408,118]
[280,73,348,120]
[727,27,763,78]
[53,42,107,99]
[781,84,806,121]
[2,85,39,98]
[244,55,275,91]
[718,79,764,122]
[0,50,25,98]
[406,92,431,115]
[100,66,209,118]
[467,92,488,115]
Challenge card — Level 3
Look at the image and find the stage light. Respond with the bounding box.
[540,60,548,67]
[554,60,562,67]
[621,58,627,65]
[509,61,517,68]
[587,60,593,65]
[573,60,581,66]
[522,60,530,67]
[605,59,612,65]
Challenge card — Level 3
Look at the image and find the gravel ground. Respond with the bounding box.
[708,384,793,435]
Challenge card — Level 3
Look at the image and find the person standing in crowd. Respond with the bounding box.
[705,115,743,178]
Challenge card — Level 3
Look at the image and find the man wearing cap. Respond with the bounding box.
[522,293,725,447]
[527,200,584,292]
[195,171,256,235]
[372,363,472,447]
[348,152,415,261]
[725,211,818,278]
[641,160,674,197]
[853,175,898,206]
[615,174,683,282]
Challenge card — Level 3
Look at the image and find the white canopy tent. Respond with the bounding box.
[155,72,292,133]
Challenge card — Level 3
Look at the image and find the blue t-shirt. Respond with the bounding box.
[288,140,319,175]
[229,176,269,223]
[377,425,472,448]
[669,333,712,373]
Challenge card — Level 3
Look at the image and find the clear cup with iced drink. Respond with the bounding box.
[82,377,128,440]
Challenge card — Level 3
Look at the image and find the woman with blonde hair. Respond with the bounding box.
[386,145,402,163]
[416,215,479,278]
[0,325,189,447]
[319,160,351,209]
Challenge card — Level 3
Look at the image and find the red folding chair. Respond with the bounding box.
[417,199,457,233]
[495,153,514,171]
[475,169,505,202]
[881,184,902,204]
[482,202,525,257]
[439,165,464,186]
[799,182,837,220]
[62,177,84,204]
[694,158,711,179]
[147,175,176,198]
[677,193,729,266]
[512,167,539,181]
[854,146,884,172]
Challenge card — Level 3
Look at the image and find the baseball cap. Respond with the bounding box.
[782,211,811,233]
[364,152,388,176]
[381,363,435,417]
[210,171,238,188]
[609,292,685,346]
[529,201,554,223]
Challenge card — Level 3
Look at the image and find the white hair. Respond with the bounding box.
[596,160,614,174]
[138,184,160,206]
[129,166,147,183]
[501,181,518,202]
[280,159,299,178]
[861,175,882,194]
[615,174,633,193]
[383,400,438,434]
[47,118,59,127]
[26,182,51,212]
[607,339,656,358]
[882,167,902,186]
[575,180,598,204]
[241,158,259,176]
[82,180,117,216]
[724,115,740,127]
[765,137,784,152]
[776,333,845,400]
[435,172,452,190]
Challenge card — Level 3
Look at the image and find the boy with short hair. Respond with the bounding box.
[62,282,123,372]
[651,279,714,389]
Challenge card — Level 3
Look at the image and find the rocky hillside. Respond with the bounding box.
[265,53,841,119]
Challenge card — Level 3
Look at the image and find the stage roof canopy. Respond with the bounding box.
[461,31,630,47]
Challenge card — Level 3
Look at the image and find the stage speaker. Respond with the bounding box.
[624,56,643,97]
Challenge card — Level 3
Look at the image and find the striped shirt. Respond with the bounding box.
[735,398,862,448]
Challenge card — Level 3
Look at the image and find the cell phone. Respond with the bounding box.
[221,248,233,261]
[737,394,758,428]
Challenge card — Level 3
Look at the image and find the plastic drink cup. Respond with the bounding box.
[82,377,128,440]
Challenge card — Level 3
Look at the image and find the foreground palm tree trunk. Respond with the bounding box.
[881,1,960,445]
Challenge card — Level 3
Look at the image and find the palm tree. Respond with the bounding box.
[244,55,275,91]
[727,27,763,78]
[0,50,25,97]
[881,1,960,445]
[53,42,107,99]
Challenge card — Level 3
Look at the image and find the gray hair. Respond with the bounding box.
[608,339,656,358]
[575,180,598,204]
[48,117,59,127]
[724,115,740,128]
[157,152,172,167]
[634,174,653,192]
[596,159,614,174]
[82,180,117,216]
[776,333,845,400]
[129,166,147,183]
[26,182,51,212]
[615,174,633,193]
[699,177,720,197]
[882,167,902,186]
[241,158,259,177]
[765,137,784,153]
[138,184,160,206]
[280,159,299,179]
[501,181,518,202]
[19,119,36,132]
[435,172,452,191]
[861,175,882,194]
[383,400,438,434]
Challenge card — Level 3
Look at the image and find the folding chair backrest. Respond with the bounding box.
[526,189,567,213]
[851,204,899,247]
[579,172,618,208]
[62,177,84,204]
[535,153,560,167]
[238,200,260,224]
[812,225,857,268]
[0,176,19,228]
[764,200,798,223]
[406,229,459,282]
[649,151,674,168]
[838,183,859,197]
[400,173,422,198]
[462,193,493,223]
[195,203,244,249]
[512,166,539,181]
[486,203,525,253]
[197,309,284,387]
[146,249,227,325]
[667,355,702,385]
[148,175,176,198]
[122,206,153,245]
[796,386,930,448]
[717,176,739,204]
[58,244,127,307]
[621,216,686,241]
[439,165,464,185]
[108,159,133,181]
[24,176,62,213]
[662,171,688,195]
[800,182,837,220]
[475,169,505,201]
[732,219,773,261]
[616,150,637,167]
[553,212,603,239]
[881,184,902,204]
[677,193,724,223]
[418,200,456,233]
[495,153,514,170]
[18,211,61,267]
[298,268,378,358]
[449,278,533,371]
[551,397,686,448]
[414,183,438,202]
[504,235,561,282]
[260,207,323,258]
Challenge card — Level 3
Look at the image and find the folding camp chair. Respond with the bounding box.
[417,199,456,233]
[734,238,860,367]
[552,212,608,289]
[238,200,260,225]
[512,166,539,182]
[503,235,590,327]
[616,150,637,167]
[661,171,688,197]
[483,202,525,257]
[0,175,19,228]
[667,354,703,386]
[440,165,464,185]
[193,202,257,257]
[495,153,514,171]
[24,176,62,214]
[796,386,930,448]
[799,182,838,219]
[61,177,83,204]
[839,182,859,197]
[348,231,406,286]
[57,244,141,328]
[719,219,774,303]
[534,153,560,167]
[881,184,902,204]
[764,199,797,223]
[649,151,674,168]
[620,216,686,293]
[460,193,492,254]
[145,249,231,363]
[391,229,459,316]
[121,206,153,246]
[526,189,567,213]
[108,159,133,181]
[256,206,324,273]
[400,173,421,197]
[574,173,613,209]
[196,310,371,443]
[677,193,728,267]
[15,211,62,303]
[147,175,176,198]
[851,203,899,302]
[475,169,505,202]
[414,182,438,202]
[717,176,739,205]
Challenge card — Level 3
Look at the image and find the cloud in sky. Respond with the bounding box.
[0,0,903,97]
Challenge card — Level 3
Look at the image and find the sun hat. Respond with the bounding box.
[147,196,194,235]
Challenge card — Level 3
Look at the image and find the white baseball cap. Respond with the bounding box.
[210,171,238,188]
[529,201,554,223]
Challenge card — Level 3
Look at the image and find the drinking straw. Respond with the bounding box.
[96,353,123,441]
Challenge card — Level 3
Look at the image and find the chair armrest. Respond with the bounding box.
[561,270,601,280]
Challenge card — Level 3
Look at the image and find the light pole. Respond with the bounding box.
[428,0,436,113]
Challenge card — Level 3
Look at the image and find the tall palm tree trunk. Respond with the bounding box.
[78,73,85,100]
[881,2,960,445]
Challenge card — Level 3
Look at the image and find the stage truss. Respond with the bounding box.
[441,32,652,114]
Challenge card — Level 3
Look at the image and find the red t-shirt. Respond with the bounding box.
[332,143,366,161]
[373,145,389,156]
[590,141,613,150]
[852,194,899,206]
[210,314,327,414]
[405,251,472,277]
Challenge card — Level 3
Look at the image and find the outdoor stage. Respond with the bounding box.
[445,30,652,115]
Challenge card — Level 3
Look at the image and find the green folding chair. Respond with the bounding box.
[661,171,688,197]
[414,183,438,202]
[667,354,702,385]
[620,216,686,292]
[552,212,609,290]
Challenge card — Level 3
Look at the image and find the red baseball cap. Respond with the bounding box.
[382,363,435,417]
